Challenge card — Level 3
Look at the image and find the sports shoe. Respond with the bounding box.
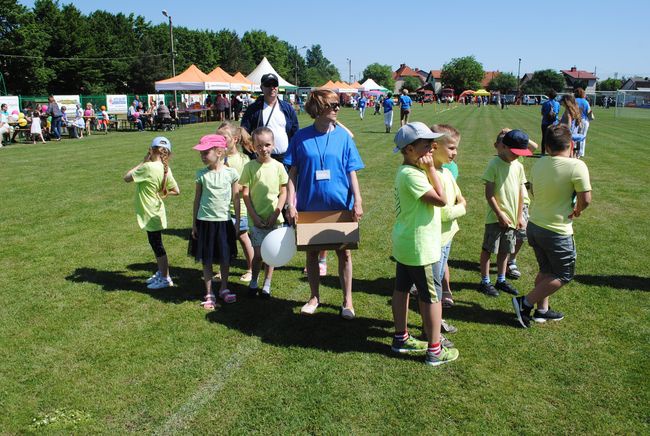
[495,280,519,296]
[260,286,271,299]
[512,296,532,328]
[391,335,427,354]
[248,280,259,298]
[240,271,252,282]
[340,307,355,320]
[506,262,521,280]
[425,347,459,366]
[146,271,161,284]
[440,334,455,349]
[147,276,173,289]
[441,319,458,334]
[532,308,565,323]
[478,282,499,297]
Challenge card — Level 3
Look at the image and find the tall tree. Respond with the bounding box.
[487,72,518,93]
[522,69,566,94]
[241,30,289,77]
[304,44,340,86]
[361,63,395,91]
[212,29,254,74]
[441,56,484,92]
[596,78,622,91]
[283,42,307,86]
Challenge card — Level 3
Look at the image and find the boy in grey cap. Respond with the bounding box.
[390,122,459,366]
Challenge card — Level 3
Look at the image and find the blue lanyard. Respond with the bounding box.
[314,129,331,170]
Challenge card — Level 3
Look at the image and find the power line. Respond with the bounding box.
[0,53,169,61]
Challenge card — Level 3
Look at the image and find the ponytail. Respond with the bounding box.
[158,148,170,198]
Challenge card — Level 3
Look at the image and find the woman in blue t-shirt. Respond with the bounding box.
[284,89,365,320]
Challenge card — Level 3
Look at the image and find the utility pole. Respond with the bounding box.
[346,58,352,83]
[162,10,177,105]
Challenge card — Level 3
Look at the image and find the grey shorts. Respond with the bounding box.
[249,224,280,247]
[515,204,529,242]
[395,261,442,304]
[482,223,516,254]
[527,221,576,283]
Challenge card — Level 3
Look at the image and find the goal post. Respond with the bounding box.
[615,90,650,119]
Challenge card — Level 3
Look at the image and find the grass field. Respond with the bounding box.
[1,104,648,434]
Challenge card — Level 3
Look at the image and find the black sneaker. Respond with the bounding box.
[512,296,532,328]
[532,308,565,323]
[495,280,519,296]
[478,282,499,297]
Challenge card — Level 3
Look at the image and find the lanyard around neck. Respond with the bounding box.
[263,101,277,127]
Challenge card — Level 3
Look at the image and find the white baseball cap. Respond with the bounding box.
[393,122,445,153]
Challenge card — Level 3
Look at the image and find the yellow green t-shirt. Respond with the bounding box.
[529,156,591,235]
[439,167,466,246]
[392,165,441,266]
[227,152,250,217]
[132,161,178,231]
[195,166,240,221]
[482,156,526,228]
[239,159,289,224]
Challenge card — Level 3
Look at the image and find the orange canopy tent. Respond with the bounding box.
[206,67,235,91]
[155,64,215,91]
[231,72,255,92]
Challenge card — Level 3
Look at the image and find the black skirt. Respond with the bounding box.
[188,219,237,265]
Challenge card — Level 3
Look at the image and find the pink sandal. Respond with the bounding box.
[219,289,236,304]
[200,293,219,310]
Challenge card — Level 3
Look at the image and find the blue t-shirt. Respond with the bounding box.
[399,95,412,110]
[359,97,367,108]
[576,98,590,120]
[541,100,560,126]
[383,98,394,113]
[284,125,365,211]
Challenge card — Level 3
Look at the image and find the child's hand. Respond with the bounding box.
[353,202,363,221]
[497,211,512,228]
[416,154,435,170]
[457,194,467,208]
[286,205,298,225]
[517,215,527,230]
[569,207,582,219]
[191,225,198,240]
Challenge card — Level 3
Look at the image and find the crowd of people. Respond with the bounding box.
[123,76,593,367]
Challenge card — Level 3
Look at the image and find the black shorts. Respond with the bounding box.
[395,261,442,303]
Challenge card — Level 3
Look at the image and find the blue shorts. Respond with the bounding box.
[231,215,249,232]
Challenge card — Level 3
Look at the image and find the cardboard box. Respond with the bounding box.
[295,211,359,251]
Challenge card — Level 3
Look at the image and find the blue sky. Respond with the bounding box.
[19,0,649,80]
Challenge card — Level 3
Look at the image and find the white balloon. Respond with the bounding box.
[261,226,297,267]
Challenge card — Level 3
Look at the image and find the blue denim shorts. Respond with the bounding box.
[527,221,576,283]
[231,215,249,232]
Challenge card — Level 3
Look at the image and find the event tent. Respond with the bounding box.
[359,78,389,92]
[246,57,296,89]
[155,64,214,91]
[474,89,490,96]
[231,72,255,92]
[206,67,235,91]
[334,81,358,93]
[318,80,337,90]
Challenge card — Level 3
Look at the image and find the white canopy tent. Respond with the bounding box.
[246,57,296,89]
[359,78,389,92]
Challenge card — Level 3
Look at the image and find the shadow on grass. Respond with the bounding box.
[574,274,650,292]
[205,296,422,359]
[443,300,517,327]
[162,227,191,240]
[448,259,480,272]
[299,274,395,298]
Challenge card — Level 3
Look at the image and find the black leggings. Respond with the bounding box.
[147,231,167,258]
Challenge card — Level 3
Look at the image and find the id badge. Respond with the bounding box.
[315,169,331,181]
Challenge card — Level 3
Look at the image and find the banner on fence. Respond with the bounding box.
[0,96,20,114]
[54,95,81,109]
[107,94,128,114]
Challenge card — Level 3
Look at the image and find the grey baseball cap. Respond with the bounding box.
[393,122,445,153]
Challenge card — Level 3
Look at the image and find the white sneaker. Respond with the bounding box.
[146,271,161,284]
[147,276,173,289]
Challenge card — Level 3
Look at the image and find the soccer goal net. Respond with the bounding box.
[615,90,650,119]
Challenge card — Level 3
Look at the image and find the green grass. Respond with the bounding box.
[1,104,648,434]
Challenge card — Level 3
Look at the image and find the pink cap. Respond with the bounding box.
[192,134,227,151]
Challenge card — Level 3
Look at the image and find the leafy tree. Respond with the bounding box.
[522,69,566,94]
[487,72,517,93]
[401,76,422,93]
[361,63,394,91]
[440,55,484,92]
[284,42,307,86]
[212,29,254,74]
[597,78,622,91]
[304,44,339,86]
[242,30,289,77]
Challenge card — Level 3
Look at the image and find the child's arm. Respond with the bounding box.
[191,183,202,239]
[569,191,592,219]
[286,166,298,225]
[485,182,511,227]
[417,155,446,206]
[267,184,287,226]
[123,151,151,182]
[348,170,363,221]
[231,181,241,231]
[517,184,526,229]
[242,186,264,228]
[527,139,539,152]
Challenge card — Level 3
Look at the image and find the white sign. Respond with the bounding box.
[0,96,20,114]
[107,94,128,114]
[54,95,80,110]
[147,94,166,108]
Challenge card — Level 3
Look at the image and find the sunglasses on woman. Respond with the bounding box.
[326,102,340,110]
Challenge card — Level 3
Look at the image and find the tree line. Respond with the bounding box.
[0,0,341,95]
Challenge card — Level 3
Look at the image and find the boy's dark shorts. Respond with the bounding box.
[482,223,516,254]
[515,204,529,242]
[395,261,442,303]
[527,221,576,283]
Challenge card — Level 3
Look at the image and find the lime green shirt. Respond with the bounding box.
[439,167,466,246]
[239,159,289,224]
[132,161,178,231]
[529,156,591,235]
[392,165,441,266]
[195,166,240,221]
[227,152,250,217]
[482,156,526,228]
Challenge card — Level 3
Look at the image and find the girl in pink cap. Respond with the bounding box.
[190,134,241,308]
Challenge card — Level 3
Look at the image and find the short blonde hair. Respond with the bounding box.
[305,89,338,119]
[430,124,461,144]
